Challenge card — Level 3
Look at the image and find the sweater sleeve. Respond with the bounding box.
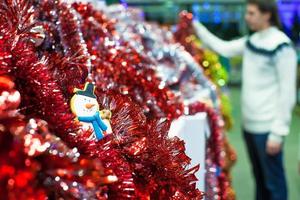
[268,46,297,143]
[192,21,246,58]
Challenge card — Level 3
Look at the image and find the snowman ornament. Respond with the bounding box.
[70,83,111,140]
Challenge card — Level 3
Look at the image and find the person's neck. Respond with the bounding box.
[257,24,272,32]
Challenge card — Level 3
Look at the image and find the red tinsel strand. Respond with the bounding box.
[34,1,89,94]
[0,100,115,199]
[1,1,203,199]
[0,54,132,199]
[0,75,21,123]
[176,11,233,200]
[0,133,48,200]
[39,2,138,197]
[188,102,224,165]
[0,0,76,138]
[81,136,137,199]
[73,2,184,120]
[174,11,204,64]
[146,119,202,199]
[0,39,12,75]
[0,0,35,74]
[2,2,138,198]
[58,3,200,198]
[0,76,106,199]
[12,42,78,140]
[72,2,116,34]
[0,74,40,200]
[56,2,92,88]
[29,120,116,200]
[96,91,203,199]
[13,54,138,198]
[54,4,141,199]
[188,102,230,200]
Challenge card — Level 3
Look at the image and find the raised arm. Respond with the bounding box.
[193,21,246,58]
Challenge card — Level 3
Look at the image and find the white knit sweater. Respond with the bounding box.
[193,22,297,143]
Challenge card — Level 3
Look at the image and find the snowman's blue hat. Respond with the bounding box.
[75,82,96,98]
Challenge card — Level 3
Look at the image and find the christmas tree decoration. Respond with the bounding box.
[95,91,203,199]
[0,1,138,196]
[103,5,234,199]
[104,5,220,111]
[56,1,92,89]
[0,1,203,199]
[188,101,235,200]
[0,0,240,199]
[70,82,108,140]
[173,11,204,64]
[72,2,184,120]
[0,75,116,199]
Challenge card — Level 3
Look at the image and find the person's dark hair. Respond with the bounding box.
[247,0,281,28]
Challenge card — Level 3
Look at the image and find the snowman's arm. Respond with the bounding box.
[78,116,94,122]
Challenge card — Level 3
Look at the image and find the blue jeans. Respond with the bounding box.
[243,130,288,200]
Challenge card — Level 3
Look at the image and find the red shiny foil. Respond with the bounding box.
[0,1,202,199]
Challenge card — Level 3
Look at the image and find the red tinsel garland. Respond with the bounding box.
[106,7,231,199]
[96,91,202,199]
[0,75,117,199]
[72,2,184,120]
[56,2,92,88]
[188,102,228,200]
[175,11,236,200]
[174,11,204,64]
[0,1,202,199]
[1,1,137,199]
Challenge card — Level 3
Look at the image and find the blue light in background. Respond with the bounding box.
[192,3,201,21]
[192,3,210,23]
[213,5,222,24]
[119,0,128,8]
[278,2,300,29]
[213,12,222,24]
[192,2,222,23]
[203,2,210,10]
[191,1,300,29]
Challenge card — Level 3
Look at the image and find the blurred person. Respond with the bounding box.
[193,0,297,200]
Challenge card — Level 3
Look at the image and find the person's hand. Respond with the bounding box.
[266,139,282,155]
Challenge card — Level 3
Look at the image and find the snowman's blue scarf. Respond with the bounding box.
[78,111,107,140]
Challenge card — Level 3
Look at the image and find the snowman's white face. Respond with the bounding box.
[71,94,99,117]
